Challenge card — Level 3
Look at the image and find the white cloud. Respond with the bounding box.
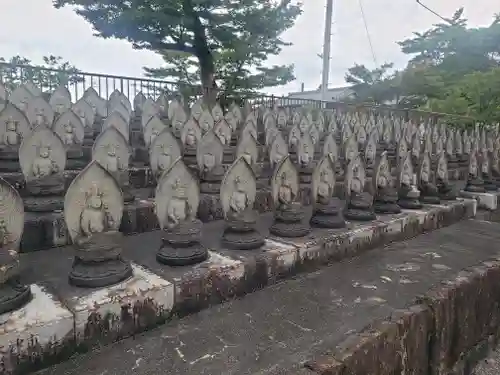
[0,0,498,96]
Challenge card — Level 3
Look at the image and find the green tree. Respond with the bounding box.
[344,63,400,104]
[53,0,302,100]
[344,8,500,123]
[0,55,82,91]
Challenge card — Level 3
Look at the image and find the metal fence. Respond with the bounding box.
[0,62,476,124]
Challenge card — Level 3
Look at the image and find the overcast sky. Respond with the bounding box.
[0,0,498,95]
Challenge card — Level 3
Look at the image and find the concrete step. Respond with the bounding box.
[30,218,500,375]
[0,199,476,374]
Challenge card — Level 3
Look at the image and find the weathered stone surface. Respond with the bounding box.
[32,219,500,375]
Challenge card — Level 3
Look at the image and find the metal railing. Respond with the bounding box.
[0,62,477,124]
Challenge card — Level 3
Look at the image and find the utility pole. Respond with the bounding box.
[321,0,334,102]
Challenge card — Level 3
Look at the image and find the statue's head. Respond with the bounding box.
[162,144,171,155]
[203,152,215,169]
[234,176,244,190]
[38,144,51,158]
[107,144,116,157]
[87,183,103,209]
[281,172,290,186]
[6,117,17,131]
[64,123,74,133]
[402,170,411,185]
[320,169,329,183]
[243,151,252,165]
[35,109,45,125]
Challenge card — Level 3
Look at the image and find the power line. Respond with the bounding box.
[358,0,378,66]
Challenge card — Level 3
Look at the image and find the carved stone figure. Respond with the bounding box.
[9,85,35,113]
[220,157,264,250]
[214,119,232,146]
[102,111,129,142]
[180,118,201,165]
[19,125,66,211]
[92,127,134,202]
[64,161,132,287]
[53,110,86,163]
[212,103,224,123]
[172,106,188,138]
[397,151,422,209]
[364,130,377,179]
[190,98,205,122]
[373,151,401,214]
[143,115,167,149]
[155,158,207,266]
[269,132,288,168]
[464,150,485,192]
[0,104,30,165]
[82,87,107,118]
[418,151,440,204]
[196,130,225,194]
[236,132,259,168]
[344,155,376,221]
[343,135,358,168]
[0,177,31,314]
[150,129,181,180]
[133,92,147,114]
[435,152,456,200]
[49,86,72,115]
[26,97,54,128]
[310,155,346,228]
[141,98,160,127]
[72,98,95,144]
[198,109,215,134]
[269,156,311,237]
[297,133,314,184]
[108,90,132,117]
[480,150,498,191]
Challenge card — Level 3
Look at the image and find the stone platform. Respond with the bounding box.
[33,218,500,375]
[0,199,475,373]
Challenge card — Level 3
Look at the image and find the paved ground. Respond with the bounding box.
[473,347,500,375]
[35,219,500,375]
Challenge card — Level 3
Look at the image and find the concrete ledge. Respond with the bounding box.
[0,199,476,374]
[0,285,74,374]
[460,190,500,210]
[304,251,500,375]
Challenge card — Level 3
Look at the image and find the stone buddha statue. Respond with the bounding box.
[344,157,376,221]
[104,144,121,173]
[32,144,59,179]
[166,178,190,227]
[185,129,198,147]
[373,155,401,214]
[397,155,422,209]
[464,152,485,192]
[155,159,207,266]
[270,156,311,237]
[435,153,456,200]
[3,117,20,147]
[66,162,132,288]
[418,154,440,204]
[310,156,346,228]
[80,183,113,238]
[62,122,76,146]
[0,179,31,314]
[480,151,498,191]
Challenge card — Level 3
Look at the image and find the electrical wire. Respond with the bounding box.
[358,0,378,66]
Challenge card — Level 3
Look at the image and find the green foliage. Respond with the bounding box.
[345,8,500,124]
[53,0,302,97]
[0,55,82,91]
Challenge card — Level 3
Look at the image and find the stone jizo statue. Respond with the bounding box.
[220,157,264,250]
[0,177,31,314]
[64,160,132,288]
[155,158,207,266]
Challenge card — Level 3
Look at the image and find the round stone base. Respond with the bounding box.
[484,183,498,192]
[157,244,208,266]
[69,258,133,288]
[344,208,376,221]
[310,212,346,229]
[24,195,64,212]
[439,191,457,201]
[420,195,441,205]
[222,228,265,250]
[464,185,486,193]
[269,220,311,238]
[0,278,31,315]
[374,201,402,214]
[398,198,423,210]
